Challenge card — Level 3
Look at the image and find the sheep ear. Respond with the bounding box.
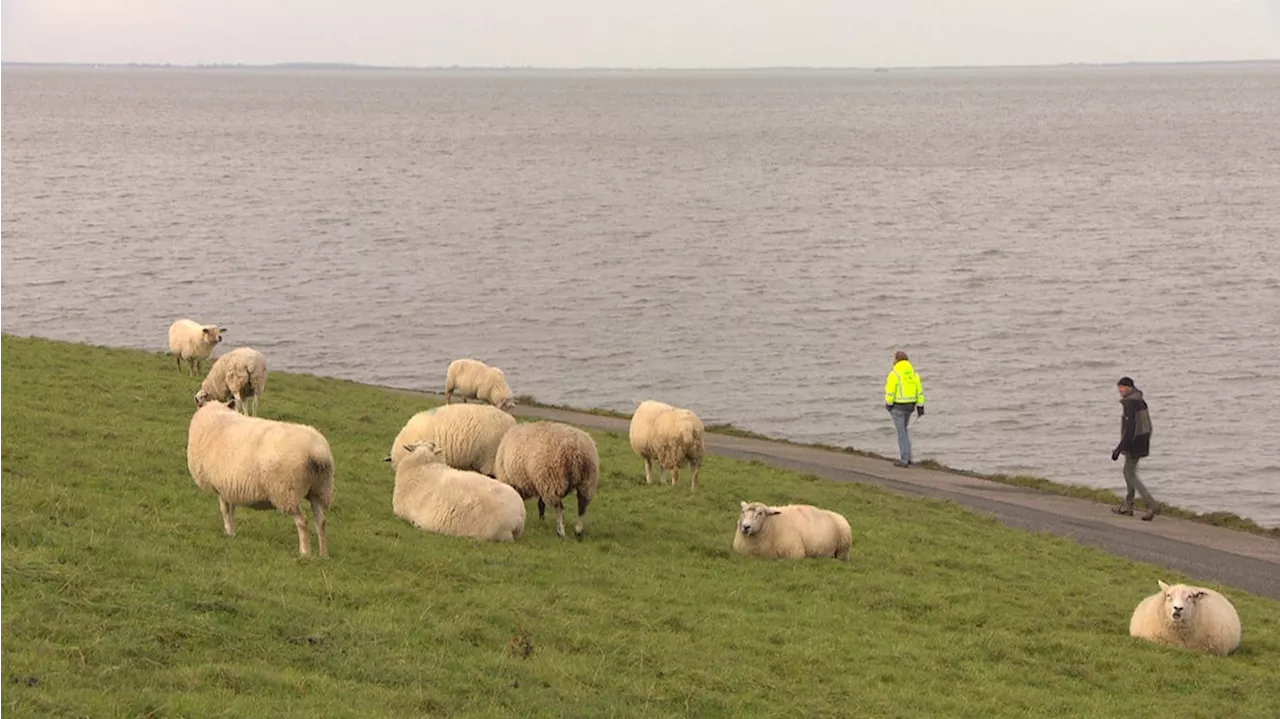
[739,501,748,510]
[1158,580,1170,591]
[1191,590,1206,600]
[765,508,782,516]
[383,454,392,462]
[403,444,417,454]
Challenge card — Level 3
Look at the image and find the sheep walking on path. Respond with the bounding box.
[187,399,334,557]
[168,319,226,376]
[732,501,852,561]
[1129,580,1242,656]
[494,421,599,538]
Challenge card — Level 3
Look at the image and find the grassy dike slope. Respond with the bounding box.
[2,335,1278,718]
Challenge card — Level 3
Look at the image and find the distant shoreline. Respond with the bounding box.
[3,58,1279,73]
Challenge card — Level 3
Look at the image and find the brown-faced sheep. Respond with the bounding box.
[494,421,598,538]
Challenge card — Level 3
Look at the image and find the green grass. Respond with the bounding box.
[3,334,1279,718]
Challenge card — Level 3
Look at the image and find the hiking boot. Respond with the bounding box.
[1141,505,1160,522]
[893,461,910,468]
[1111,505,1134,516]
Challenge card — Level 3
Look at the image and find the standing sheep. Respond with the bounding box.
[444,358,516,411]
[195,347,269,416]
[629,399,706,491]
[168,318,227,376]
[1128,580,1242,656]
[187,399,334,558]
[732,501,852,561]
[494,421,599,539]
[392,440,526,542]
[384,404,517,476]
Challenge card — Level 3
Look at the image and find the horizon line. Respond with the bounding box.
[3,58,1280,73]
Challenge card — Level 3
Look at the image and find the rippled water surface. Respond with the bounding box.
[4,64,1279,526]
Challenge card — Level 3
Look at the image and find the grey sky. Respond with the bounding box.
[3,0,1279,68]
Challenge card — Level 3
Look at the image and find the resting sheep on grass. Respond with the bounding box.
[444,358,516,411]
[1128,580,1242,656]
[629,399,706,491]
[384,404,517,476]
[168,318,226,376]
[494,421,599,538]
[732,501,852,561]
[187,399,334,558]
[195,347,268,416]
[392,440,526,542]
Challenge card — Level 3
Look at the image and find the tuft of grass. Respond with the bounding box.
[4,334,1280,718]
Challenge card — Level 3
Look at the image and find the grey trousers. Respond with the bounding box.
[1122,456,1158,509]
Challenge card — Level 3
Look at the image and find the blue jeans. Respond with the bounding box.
[890,404,915,464]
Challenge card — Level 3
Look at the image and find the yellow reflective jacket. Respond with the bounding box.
[885,360,925,406]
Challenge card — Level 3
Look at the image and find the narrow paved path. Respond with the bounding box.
[393,391,1280,600]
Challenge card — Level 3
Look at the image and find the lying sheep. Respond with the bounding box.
[187,399,334,557]
[1129,580,1242,656]
[195,347,268,416]
[494,421,599,538]
[384,403,517,476]
[168,318,226,376]
[732,501,852,561]
[445,358,516,411]
[629,399,706,491]
[392,440,526,542]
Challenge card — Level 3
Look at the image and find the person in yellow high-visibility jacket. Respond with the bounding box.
[884,350,926,467]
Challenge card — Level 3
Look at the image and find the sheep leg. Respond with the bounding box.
[219,498,237,536]
[292,511,313,557]
[670,465,680,487]
[175,354,182,372]
[251,395,259,417]
[311,500,328,558]
[690,462,700,493]
[537,498,546,521]
[233,391,245,415]
[552,500,566,538]
[643,458,653,484]
[574,492,590,538]
[444,388,453,404]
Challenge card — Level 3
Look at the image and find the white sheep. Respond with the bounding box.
[186,399,334,557]
[195,347,268,416]
[494,421,599,538]
[629,399,706,491]
[384,403,517,476]
[732,501,852,561]
[444,358,516,411]
[1128,580,1242,656]
[168,318,226,376]
[392,440,526,542]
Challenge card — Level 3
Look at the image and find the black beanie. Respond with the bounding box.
[1117,377,1135,387]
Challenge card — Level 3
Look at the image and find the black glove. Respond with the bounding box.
[885,404,893,412]
[1111,449,1120,462]
[916,406,925,417]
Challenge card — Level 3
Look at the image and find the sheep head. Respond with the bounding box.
[401,440,445,462]
[202,325,226,344]
[1158,580,1208,624]
[737,501,781,536]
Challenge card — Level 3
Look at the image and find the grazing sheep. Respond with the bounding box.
[629,399,706,491]
[392,440,526,542]
[384,404,517,476]
[186,399,334,557]
[195,347,268,416]
[1129,580,1242,656]
[494,421,599,538]
[168,318,226,376]
[444,358,516,411]
[732,501,852,561]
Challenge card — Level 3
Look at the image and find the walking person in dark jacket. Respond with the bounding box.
[1111,376,1160,520]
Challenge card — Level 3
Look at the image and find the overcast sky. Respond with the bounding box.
[3,0,1279,69]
